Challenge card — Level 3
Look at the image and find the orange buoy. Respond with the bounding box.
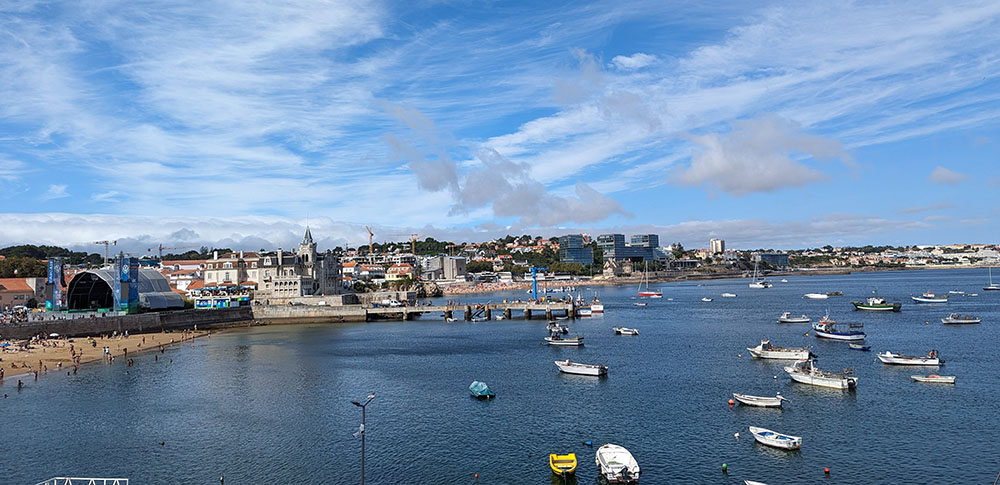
[824,467,830,475]
[728,399,735,406]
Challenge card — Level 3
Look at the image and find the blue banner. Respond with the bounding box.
[113,259,122,312]
[127,258,139,313]
[52,262,63,311]
[47,260,55,284]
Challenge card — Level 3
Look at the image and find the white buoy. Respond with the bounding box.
[734,432,740,439]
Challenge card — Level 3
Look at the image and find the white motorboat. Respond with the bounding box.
[948,290,965,295]
[613,327,639,336]
[745,481,769,485]
[701,297,713,302]
[595,444,640,483]
[747,339,811,360]
[941,313,980,324]
[545,335,584,346]
[748,426,801,450]
[578,308,593,317]
[554,359,607,376]
[777,312,810,324]
[633,302,647,307]
[803,293,829,300]
[784,359,857,389]
[911,375,956,384]
[722,293,737,298]
[911,291,948,303]
[780,279,789,283]
[877,350,942,366]
[590,297,604,313]
[812,321,866,341]
[732,393,787,408]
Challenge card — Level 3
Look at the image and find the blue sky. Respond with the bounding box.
[1,0,998,253]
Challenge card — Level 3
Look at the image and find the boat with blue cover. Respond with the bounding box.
[468,381,495,399]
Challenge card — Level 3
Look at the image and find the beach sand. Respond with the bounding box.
[0,329,213,385]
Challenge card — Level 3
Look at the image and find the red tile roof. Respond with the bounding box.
[0,278,32,292]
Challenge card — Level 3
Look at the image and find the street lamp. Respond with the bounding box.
[351,392,376,485]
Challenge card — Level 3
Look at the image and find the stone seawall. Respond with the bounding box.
[253,305,368,323]
[1,307,254,340]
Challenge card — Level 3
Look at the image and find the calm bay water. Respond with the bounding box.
[2,268,999,484]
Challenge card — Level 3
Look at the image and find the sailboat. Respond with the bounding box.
[748,257,772,288]
[985,267,1000,291]
[638,262,662,297]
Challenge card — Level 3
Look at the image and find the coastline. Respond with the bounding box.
[1,329,215,389]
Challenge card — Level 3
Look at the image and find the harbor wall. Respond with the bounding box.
[0,307,254,340]
[252,305,368,323]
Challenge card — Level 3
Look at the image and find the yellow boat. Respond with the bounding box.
[549,453,577,476]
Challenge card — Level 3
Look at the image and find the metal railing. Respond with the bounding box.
[35,478,129,485]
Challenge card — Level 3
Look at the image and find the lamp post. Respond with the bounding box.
[352,392,376,485]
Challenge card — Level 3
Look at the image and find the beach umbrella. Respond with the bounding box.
[1,342,10,347]
[49,333,59,337]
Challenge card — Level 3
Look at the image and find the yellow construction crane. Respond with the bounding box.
[409,234,426,255]
[94,240,117,266]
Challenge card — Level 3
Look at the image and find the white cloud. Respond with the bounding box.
[671,116,853,196]
[928,166,969,186]
[897,202,954,214]
[611,53,656,71]
[92,191,120,202]
[41,184,69,200]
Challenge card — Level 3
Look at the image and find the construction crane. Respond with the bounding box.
[365,226,375,259]
[408,234,426,255]
[147,244,197,261]
[94,240,117,266]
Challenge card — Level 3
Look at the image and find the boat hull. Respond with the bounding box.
[912,296,947,303]
[877,352,940,366]
[732,393,784,408]
[785,366,857,389]
[911,375,956,384]
[613,327,639,336]
[747,348,810,360]
[549,453,577,476]
[555,360,606,376]
[851,301,901,311]
[803,293,829,300]
[595,444,640,483]
[748,426,801,450]
[812,329,866,341]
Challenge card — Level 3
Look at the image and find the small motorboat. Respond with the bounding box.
[633,302,647,307]
[613,327,639,336]
[777,312,810,323]
[848,343,871,351]
[549,452,577,476]
[745,481,769,485]
[941,313,981,324]
[827,291,843,296]
[554,360,607,376]
[877,350,942,366]
[701,297,713,302]
[911,375,956,384]
[722,292,737,298]
[780,279,789,283]
[732,393,787,408]
[911,291,948,304]
[812,321,866,341]
[545,335,584,346]
[468,381,495,399]
[851,295,901,311]
[748,426,801,450]
[803,293,829,300]
[747,339,811,360]
[948,290,965,295]
[785,359,858,389]
[595,444,640,483]
[578,308,593,317]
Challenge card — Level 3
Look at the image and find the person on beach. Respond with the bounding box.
[17,380,23,390]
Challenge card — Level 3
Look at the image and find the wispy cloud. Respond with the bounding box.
[611,53,657,71]
[92,191,120,203]
[928,166,970,186]
[41,184,69,200]
[898,202,955,214]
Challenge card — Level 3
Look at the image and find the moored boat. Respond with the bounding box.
[941,313,980,324]
[554,360,607,376]
[777,312,810,323]
[746,339,811,360]
[701,297,713,302]
[638,262,662,298]
[877,350,942,366]
[911,291,948,303]
[812,321,866,341]
[549,453,577,476]
[748,426,801,450]
[590,297,604,313]
[595,444,640,483]
[911,375,956,384]
[745,481,769,485]
[748,259,772,288]
[613,326,639,336]
[469,380,495,399]
[632,302,647,307]
[545,335,584,346]
[848,343,871,351]
[827,291,843,296]
[851,295,901,311]
[803,293,829,299]
[984,267,1000,291]
[732,393,787,408]
[784,359,858,389]
[722,292,737,298]
[577,307,593,317]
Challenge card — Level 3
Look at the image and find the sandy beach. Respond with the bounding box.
[0,329,213,387]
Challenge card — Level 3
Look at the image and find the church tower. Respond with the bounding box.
[298,226,318,265]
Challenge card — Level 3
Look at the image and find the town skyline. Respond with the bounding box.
[2,1,999,250]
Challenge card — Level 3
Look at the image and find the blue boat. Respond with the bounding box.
[849,343,871,351]
[469,381,495,399]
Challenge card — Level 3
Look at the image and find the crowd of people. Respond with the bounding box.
[0,307,31,326]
